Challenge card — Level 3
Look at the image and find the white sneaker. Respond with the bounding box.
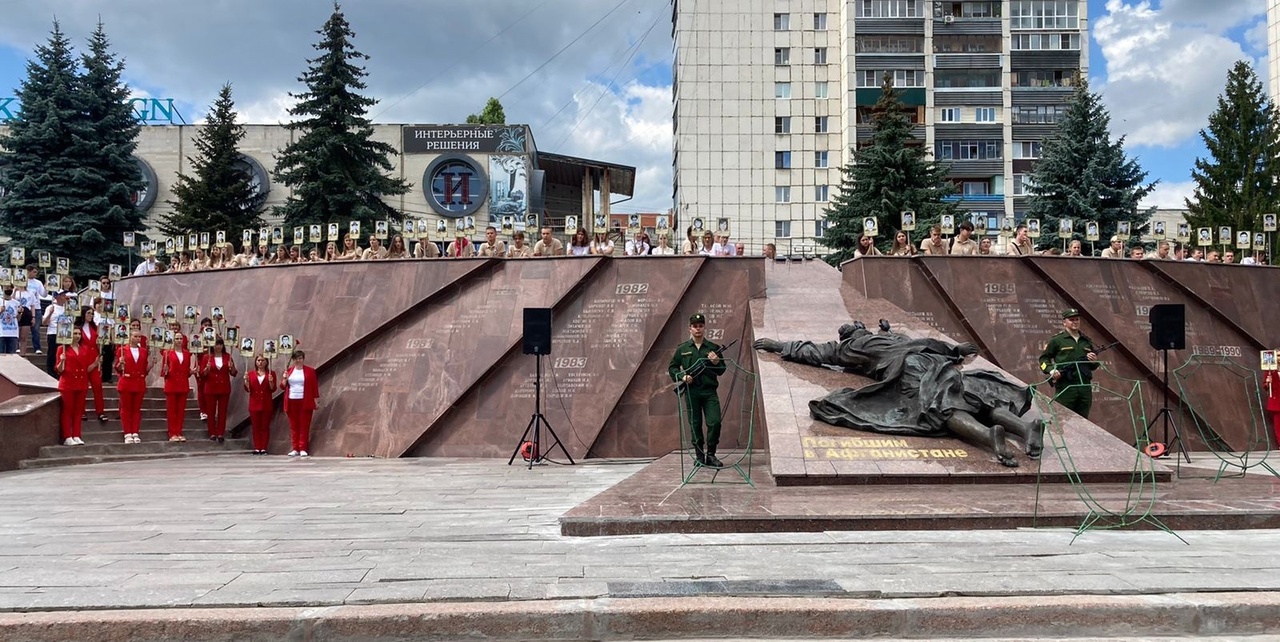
[123,434,131,444]
[299,451,309,458]
[63,438,75,446]
[72,438,84,445]
[287,450,299,457]
[34,350,43,355]
[129,434,140,444]
[199,413,208,421]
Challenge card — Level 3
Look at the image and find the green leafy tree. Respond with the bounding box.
[162,83,264,238]
[1026,80,1156,248]
[466,97,506,124]
[0,23,101,282]
[272,2,410,232]
[1185,61,1280,236]
[820,75,957,265]
[78,22,145,278]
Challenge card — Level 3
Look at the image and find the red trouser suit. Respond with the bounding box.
[57,345,92,441]
[245,370,277,451]
[281,365,319,452]
[115,345,149,436]
[162,348,193,438]
[79,324,106,416]
[199,353,237,438]
[1265,372,1280,446]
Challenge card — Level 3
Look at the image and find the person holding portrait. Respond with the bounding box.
[161,333,195,442]
[56,327,96,446]
[77,308,108,423]
[115,329,150,444]
[244,353,278,455]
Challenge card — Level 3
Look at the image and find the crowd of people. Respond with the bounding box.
[128,224,747,276]
[853,224,1270,264]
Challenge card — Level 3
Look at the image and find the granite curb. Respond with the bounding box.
[1,592,1278,641]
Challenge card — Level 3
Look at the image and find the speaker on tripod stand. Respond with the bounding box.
[1145,304,1190,462]
[508,308,574,468]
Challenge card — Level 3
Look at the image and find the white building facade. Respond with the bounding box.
[672,0,1089,255]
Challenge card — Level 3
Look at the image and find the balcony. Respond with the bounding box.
[943,194,1005,204]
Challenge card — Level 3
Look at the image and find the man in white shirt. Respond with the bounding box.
[1100,236,1125,258]
[0,289,21,354]
[711,232,737,257]
[1241,251,1262,265]
[25,266,45,354]
[133,255,159,275]
[949,222,979,255]
[476,226,507,257]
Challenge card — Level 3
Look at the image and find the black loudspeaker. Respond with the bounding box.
[1148,304,1186,350]
[523,308,553,355]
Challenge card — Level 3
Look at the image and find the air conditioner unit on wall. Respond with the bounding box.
[943,15,955,23]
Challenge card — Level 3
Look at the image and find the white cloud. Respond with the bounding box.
[1096,0,1262,148]
[1141,179,1196,209]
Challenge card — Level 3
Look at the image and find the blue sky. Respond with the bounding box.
[0,0,1270,210]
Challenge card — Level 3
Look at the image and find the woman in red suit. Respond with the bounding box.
[114,329,150,444]
[1265,369,1280,446]
[160,334,195,442]
[199,338,238,443]
[77,308,108,423]
[244,353,278,455]
[280,350,319,457]
[56,328,96,446]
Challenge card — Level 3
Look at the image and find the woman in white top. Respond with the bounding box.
[589,231,615,256]
[568,228,591,257]
[651,233,675,255]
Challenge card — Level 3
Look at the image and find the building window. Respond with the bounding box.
[814,185,830,202]
[814,151,830,168]
[857,0,923,18]
[933,34,1001,52]
[774,47,791,65]
[858,69,925,88]
[814,12,828,29]
[975,107,996,122]
[1009,1,1079,30]
[936,139,1002,160]
[1012,105,1067,124]
[814,47,828,64]
[773,13,790,30]
[856,35,925,53]
[775,220,792,237]
[1011,32,1081,50]
[814,82,829,99]
[962,181,990,195]
[775,116,792,134]
[775,82,791,99]
[814,116,829,133]
[1012,174,1035,195]
[939,107,961,123]
[1014,141,1042,159]
[934,70,1001,88]
[814,219,830,237]
[775,151,792,169]
[937,1,1002,18]
[1012,69,1077,88]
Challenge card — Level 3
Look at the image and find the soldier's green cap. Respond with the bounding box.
[1062,308,1081,319]
[689,313,706,325]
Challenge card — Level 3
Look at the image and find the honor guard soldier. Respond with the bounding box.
[1038,308,1100,418]
[668,313,727,467]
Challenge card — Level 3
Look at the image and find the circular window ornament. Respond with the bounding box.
[423,153,488,218]
[231,153,270,212]
[131,156,159,212]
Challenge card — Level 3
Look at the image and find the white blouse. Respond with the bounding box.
[287,369,306,399]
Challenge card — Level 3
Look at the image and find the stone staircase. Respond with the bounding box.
[15,352,249,469]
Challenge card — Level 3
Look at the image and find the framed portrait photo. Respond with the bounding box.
[225,325,240,345]
[1254,232,1267,251]
[1237,231,1251,250]
[279,334,295,354]
[1027,218,1042,239]
[9,247,25,267]
[375,220,389,240]
[109,264,123,280]
[141,303,154,323]
[56,257,70,275]
[1264,213,1277,232]
[37,251,51,269]
[215,231,227,246]
[327,222,340,242]
[293,226,304,246]
[239,336,255,358]
[940,214,955,235]
[1153,221,1166,240]
[1058,218,1073,239]
[199,232,210,249]
[1197,228,1212,247]
[309,224,322,244]
[149,325,164,346]
[1085,221,1100,242]
[123,231,136,248]
[1218,226,1233,246]
[349,221,361,238]
[900,210,916,232]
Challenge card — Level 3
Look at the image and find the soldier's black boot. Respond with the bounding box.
[705,446,723,468]
[693,446,706,466]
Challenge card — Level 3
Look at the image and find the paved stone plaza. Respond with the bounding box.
[1,456,1280,639]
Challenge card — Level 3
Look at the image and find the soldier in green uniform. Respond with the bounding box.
[668,313,727,467]
[1038,308,1100,418]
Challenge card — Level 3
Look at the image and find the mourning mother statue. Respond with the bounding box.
[754,321,1044,467]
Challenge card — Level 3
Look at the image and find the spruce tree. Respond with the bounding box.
[162,84,264,238]
[466,97,506,124]
[78,22,145,278]
[272,3,409,231]
[1185,61,1280,234]
[0,22,100,281]
[820,75,957,265]
[1026,80,1156,246]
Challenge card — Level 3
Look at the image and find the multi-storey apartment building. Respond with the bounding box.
[672,0,1088,255]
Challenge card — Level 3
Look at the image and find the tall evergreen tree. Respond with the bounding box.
[272,3,410,231]
[0,22,101,281]
[466,97,506,124]
[1026,80,1156,247]
[78,21,145,278]
[162,84,263,238]
[1185,61,1280,234]
[820,75,957,265]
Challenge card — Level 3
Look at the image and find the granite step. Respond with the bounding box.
[75,425,222,445]
[38,438,251,459]
[17,448,251,470]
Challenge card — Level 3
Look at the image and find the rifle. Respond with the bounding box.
[672,338,739,395]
